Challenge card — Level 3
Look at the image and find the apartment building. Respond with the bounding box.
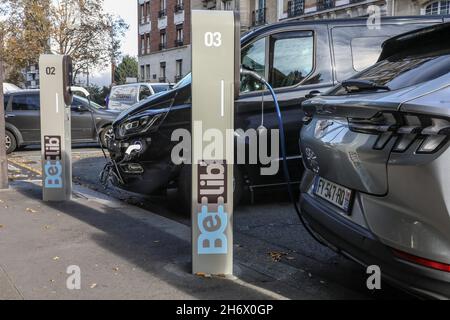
[137,0,203,84]
[277,0,450,20]
[139,0,449,83]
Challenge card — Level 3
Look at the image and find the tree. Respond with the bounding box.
[114,55,138,85]
[85,84,110,106]
[1,0,128,84]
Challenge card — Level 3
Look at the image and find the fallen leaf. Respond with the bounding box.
[0,200,4,203]
[268,251,288,262]
[112,267,119,272]
[195,272,212,278]
[52,256,60,261]
[0,225,4,228]
[26,208,38,214]
[90,283,97,289]
[44,225,51,230]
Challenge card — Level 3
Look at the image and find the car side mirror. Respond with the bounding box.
[305,90,321,99]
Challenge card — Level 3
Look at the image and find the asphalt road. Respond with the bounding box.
[6,145,415,300]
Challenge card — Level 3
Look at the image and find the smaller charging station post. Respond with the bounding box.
[39,54,73,202]
[191,10,240,276]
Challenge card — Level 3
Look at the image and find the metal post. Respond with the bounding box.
[0,59,9,189]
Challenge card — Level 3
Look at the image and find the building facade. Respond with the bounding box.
[138,0,450,83]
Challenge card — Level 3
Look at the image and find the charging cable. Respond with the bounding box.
[240,67,325,246]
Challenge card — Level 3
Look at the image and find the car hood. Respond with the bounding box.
[113,86,184,126]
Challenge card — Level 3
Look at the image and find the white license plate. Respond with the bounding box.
[314,177,353,212]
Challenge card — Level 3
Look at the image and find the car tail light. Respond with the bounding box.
[348,112,450,154]
[393,249,450,273]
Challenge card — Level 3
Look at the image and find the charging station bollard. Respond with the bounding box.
[191,11,240,276]
[39,55,73,202]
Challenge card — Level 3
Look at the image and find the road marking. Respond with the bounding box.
[8,159,42,176]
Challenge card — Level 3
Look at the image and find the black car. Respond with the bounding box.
[4,90,120,153]
[107,16,448,209]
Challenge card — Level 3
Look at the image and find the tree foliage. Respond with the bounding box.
[1,0,128,84]
[114,55,138,85]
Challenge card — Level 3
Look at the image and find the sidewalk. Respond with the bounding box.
[0,181,288,300]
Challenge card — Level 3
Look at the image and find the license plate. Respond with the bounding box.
[314,177,353,212]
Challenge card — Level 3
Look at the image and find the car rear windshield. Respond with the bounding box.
[330,49,450,96]
[110,86,138,103]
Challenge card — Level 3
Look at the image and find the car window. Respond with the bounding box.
[241,37,266,93]
[139,85,152,100]
[4,96,9,110]
[151,85,170,93]
[351,37,389,72]
[73,96,104,109]
[11,94,40,111]
[269,31,314,89]
[330,51,450,96]
[332,24,435,82]
[110,85,138,104]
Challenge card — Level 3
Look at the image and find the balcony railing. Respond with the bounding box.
[317,0,335,11]
[159,43,166,50]
[174,3,184,13]
[287,0,305,18]
[175,75,184,83]
[158,9,167,18]
[252,8,266,26]
[159,76,167,83]
[174,39,184,47]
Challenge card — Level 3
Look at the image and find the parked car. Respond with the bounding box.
[3,83,21,94]
[106,16,448,209]
[299,23,450,299]
[108,83,171,110]
[3,90,121,154]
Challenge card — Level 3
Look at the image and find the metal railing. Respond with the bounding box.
[174,3,184,13]
[287,0,305,18]
[159,43,166,50]
[317,0,335,11]
[175,75,184,83]
[252,8,267,26]
[174,39,184,47]
[158,9,167,18]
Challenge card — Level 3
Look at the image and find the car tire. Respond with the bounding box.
[5,130,17,154]
[177,164,244,216]
[100,125,114,148]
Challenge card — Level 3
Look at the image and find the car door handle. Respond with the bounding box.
[5,114,15,118]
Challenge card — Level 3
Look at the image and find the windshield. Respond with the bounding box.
[110,85,138,103]
[330,49,450,96]
[75,96,104,109]
[173,73,192,89]
[152,85,170,93]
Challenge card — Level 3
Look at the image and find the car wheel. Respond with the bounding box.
[100,125,114,148]
[5,131,17,154]
[177,165,244,216]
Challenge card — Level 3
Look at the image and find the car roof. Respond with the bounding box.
[379,22,450,61]
[241,15,449,43]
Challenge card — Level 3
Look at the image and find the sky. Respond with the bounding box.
[89,0,137,86]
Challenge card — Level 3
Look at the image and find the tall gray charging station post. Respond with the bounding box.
[191,10,240,276]
[39,54,73,202]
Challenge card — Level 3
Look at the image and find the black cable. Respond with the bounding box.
[87,95,108,159]
[240,68,326,247]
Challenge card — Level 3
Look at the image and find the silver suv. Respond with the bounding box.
[299,23,450,299]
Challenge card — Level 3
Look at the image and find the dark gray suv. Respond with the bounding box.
[3,90,120,153]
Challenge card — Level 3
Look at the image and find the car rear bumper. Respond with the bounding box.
[300,192,450,299]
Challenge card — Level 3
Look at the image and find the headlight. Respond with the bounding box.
[118,113,164,138]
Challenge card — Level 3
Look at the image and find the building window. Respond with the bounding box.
[140,35,145,55]
[424,1,450,15]
[140,4,145,24]
[146,65,151,80]
[145,1,151,22]
[175,59,183,82]
[159,30,167,50]
[146,34,151,54]
[159,0,167,18]
[140,65,145,80]
[159,62,166,82]
[175,0,184,12]
[222,0,233,10]
[175,26,184,47]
